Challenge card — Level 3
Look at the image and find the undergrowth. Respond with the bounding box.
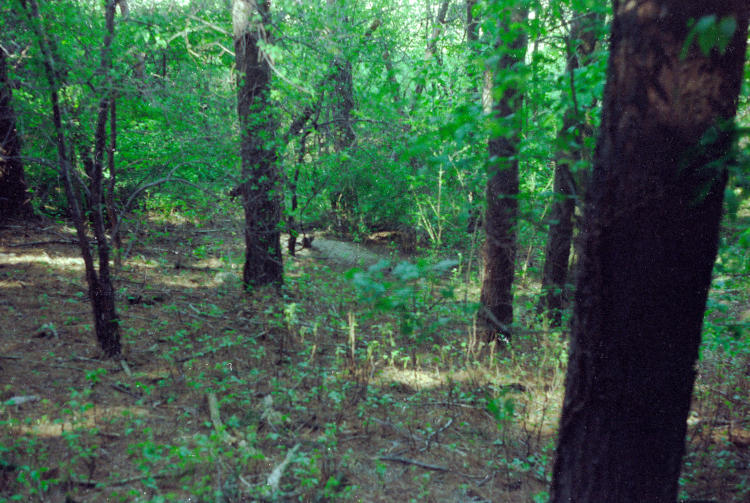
[0,217,747,502]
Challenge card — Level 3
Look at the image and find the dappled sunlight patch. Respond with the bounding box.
[0,251,85,269]
[375,367,444,390]
[11,405,149,438]
[0,279,25,289]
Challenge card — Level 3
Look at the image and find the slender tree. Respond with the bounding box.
[478,5,528,341]
[550,2,748,501]
[0,47,33,220]
[22,0,122,357]
[233,0,282,289]
[538,11,602,326]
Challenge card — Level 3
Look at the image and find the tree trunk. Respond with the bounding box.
[550,2,748,502]
[0,48,33,220]
[331,59,355,152]
[287,136,306,256]
[86,0,120,357]
[538,13,601,326]
[23,0,122,358]
[478,7,527,342]
[233,0,282,289]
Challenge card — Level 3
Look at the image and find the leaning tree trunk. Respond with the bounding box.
[550,2,748,502]
[538,13,601,326]
[478,7,528,342]
[233,0,282,289]
[0,48,33,220]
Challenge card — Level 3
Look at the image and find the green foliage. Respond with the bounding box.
[1,0,748,500]
[682,15,739,58]
[347,257,458,339]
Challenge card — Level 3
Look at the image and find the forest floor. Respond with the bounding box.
[0,214,748,503]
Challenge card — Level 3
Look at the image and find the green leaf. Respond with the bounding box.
[392,261,419,281]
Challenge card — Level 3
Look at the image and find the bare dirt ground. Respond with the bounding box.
[0,216,747,502]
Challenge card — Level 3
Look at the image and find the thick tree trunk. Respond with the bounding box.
[478,8,527,341]
[550,2,748,502]
[0,49,33,220]
[539,14,600,326]
[233,0,282,289]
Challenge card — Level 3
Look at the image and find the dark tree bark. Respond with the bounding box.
[85,0,120,357]
[0,48,33,220]
[23,0,122,357]
[478,7,527,341]
[287,123,312,256]
[330,60,354,152]
[233,0,282,289]
[538,13,601,326]
[550,2,749,502]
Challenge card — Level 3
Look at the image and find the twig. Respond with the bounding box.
[120,359,133,377]
[188,14,230,36]
[72,356,103,363]
[267,443,301,491]
[207,392,223,431]
[6,395,40,405]
[110,383,141,398]
[0,355,22,360]
[71,471,176,488]
[113,170,210,238]
[378,455,486,481]
[371,417,426,446]
[48,364,87,371]
[378,455,450,472]
[424,417,453,450]
[207,392,238,443]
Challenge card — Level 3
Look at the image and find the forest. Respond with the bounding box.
[0,0,748,501]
